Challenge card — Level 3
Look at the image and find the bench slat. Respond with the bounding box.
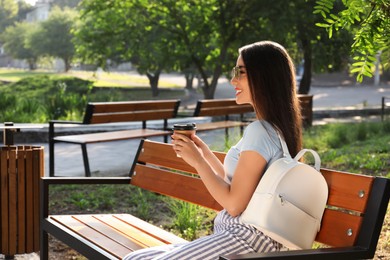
[114,214,188,244]
[196,121,249,131]
[90,100,179,113]
[196,106,254,117]
[89,110,176,124]
[54,129,171,144]
[132,165,223,211]
[74,215,161,249]
[139,140,225,173]
[315,208,362,247]
[321,169,373,213]
[51,215,132,259]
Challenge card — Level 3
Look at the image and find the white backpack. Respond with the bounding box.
[240,134,329,249]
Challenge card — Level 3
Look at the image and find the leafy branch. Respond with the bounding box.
[314,0,389,82]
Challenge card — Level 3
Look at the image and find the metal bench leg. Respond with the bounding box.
[81,144,91,177]
[40,228,49,260]
[49,141,55,177]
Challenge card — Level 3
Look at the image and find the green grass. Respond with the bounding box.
[0,68,180,88]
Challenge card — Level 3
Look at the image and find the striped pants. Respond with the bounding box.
[123,209,282,260]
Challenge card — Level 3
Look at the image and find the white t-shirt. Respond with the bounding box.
[223,120,283,183]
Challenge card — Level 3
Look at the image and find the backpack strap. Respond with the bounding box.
[277,132,321,171]
[277,132,291,158]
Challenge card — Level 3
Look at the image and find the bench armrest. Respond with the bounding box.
[41,176,131,185]
[220,246,369,260]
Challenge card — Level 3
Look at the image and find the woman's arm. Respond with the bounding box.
[172,133,266,217]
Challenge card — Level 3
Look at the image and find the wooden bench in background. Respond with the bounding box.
[40,140,389,260]
[193,98,254,138]
[49,100,180,177]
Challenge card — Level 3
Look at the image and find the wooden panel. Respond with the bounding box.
[1,147,9,253]
[17,148,26,253]
[54,129,170,144]
[91,100,179,113]
[8,148,17,256]
[25,148,34,252]
[51,215,133,259]
[115,214,187,244]
[139,141,197,173]
[89,215,167,247]
[132,165,223,211]
[90,110,176,124]
[139,140,225,172]
[196,121,248,131]
[315,208,362,247]
[321,169,373,213]
[74,215,154,249]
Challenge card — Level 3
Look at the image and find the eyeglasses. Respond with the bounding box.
[231,66,246,79]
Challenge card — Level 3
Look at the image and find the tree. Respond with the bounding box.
[29,7,77,72]
[0,0,18,32]
[315,0,390,82]
[2,22,39,69]
[74,0,178,96]
[137,0,268,99]
[258,0,353,94]
[74,0,268,99]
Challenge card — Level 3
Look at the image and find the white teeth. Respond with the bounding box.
[236,90,242,94]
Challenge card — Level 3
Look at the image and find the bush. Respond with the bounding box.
[0,75,93,122]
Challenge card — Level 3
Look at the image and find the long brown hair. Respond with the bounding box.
[239,41,302,156]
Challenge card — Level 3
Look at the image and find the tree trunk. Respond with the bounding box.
[64,58,71,72]
[146,71,160,97]
[298,39,312,94]
[184,72,194,90]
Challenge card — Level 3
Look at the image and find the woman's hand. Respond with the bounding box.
[171,133,204,167]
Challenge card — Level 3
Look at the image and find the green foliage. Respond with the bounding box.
[168,200,203,240]
[29,7,77,71]
[2,22,39,69]
[303,122,390,176]
[315,0,390,82]
[0,75,93,122]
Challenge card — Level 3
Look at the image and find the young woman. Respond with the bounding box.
[124,40,302,260]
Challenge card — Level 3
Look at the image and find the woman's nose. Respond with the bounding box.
[230,77,237,85]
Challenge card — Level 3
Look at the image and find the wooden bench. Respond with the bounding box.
[193,98,254,138]
[40,140,390,260]
[49,100,180,177]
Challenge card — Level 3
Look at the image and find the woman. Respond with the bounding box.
[124,40,302,260]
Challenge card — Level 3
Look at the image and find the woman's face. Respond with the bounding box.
[230,55,252,105]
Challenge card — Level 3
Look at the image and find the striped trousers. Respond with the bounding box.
[123,209,282,260]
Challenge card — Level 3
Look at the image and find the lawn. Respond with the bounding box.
[0,68,182,88]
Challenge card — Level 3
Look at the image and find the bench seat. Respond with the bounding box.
[53,129,171,144]
[46,214,187,259]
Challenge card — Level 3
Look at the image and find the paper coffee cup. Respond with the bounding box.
[173,123,196,157]
[173,123,197,137]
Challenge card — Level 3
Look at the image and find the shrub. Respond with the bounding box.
[0,75,93,122]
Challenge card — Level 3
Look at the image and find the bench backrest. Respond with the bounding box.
[130,140,389,255]
[83,100,181,126]
[193,99,254,119]
[130,139,223,211]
